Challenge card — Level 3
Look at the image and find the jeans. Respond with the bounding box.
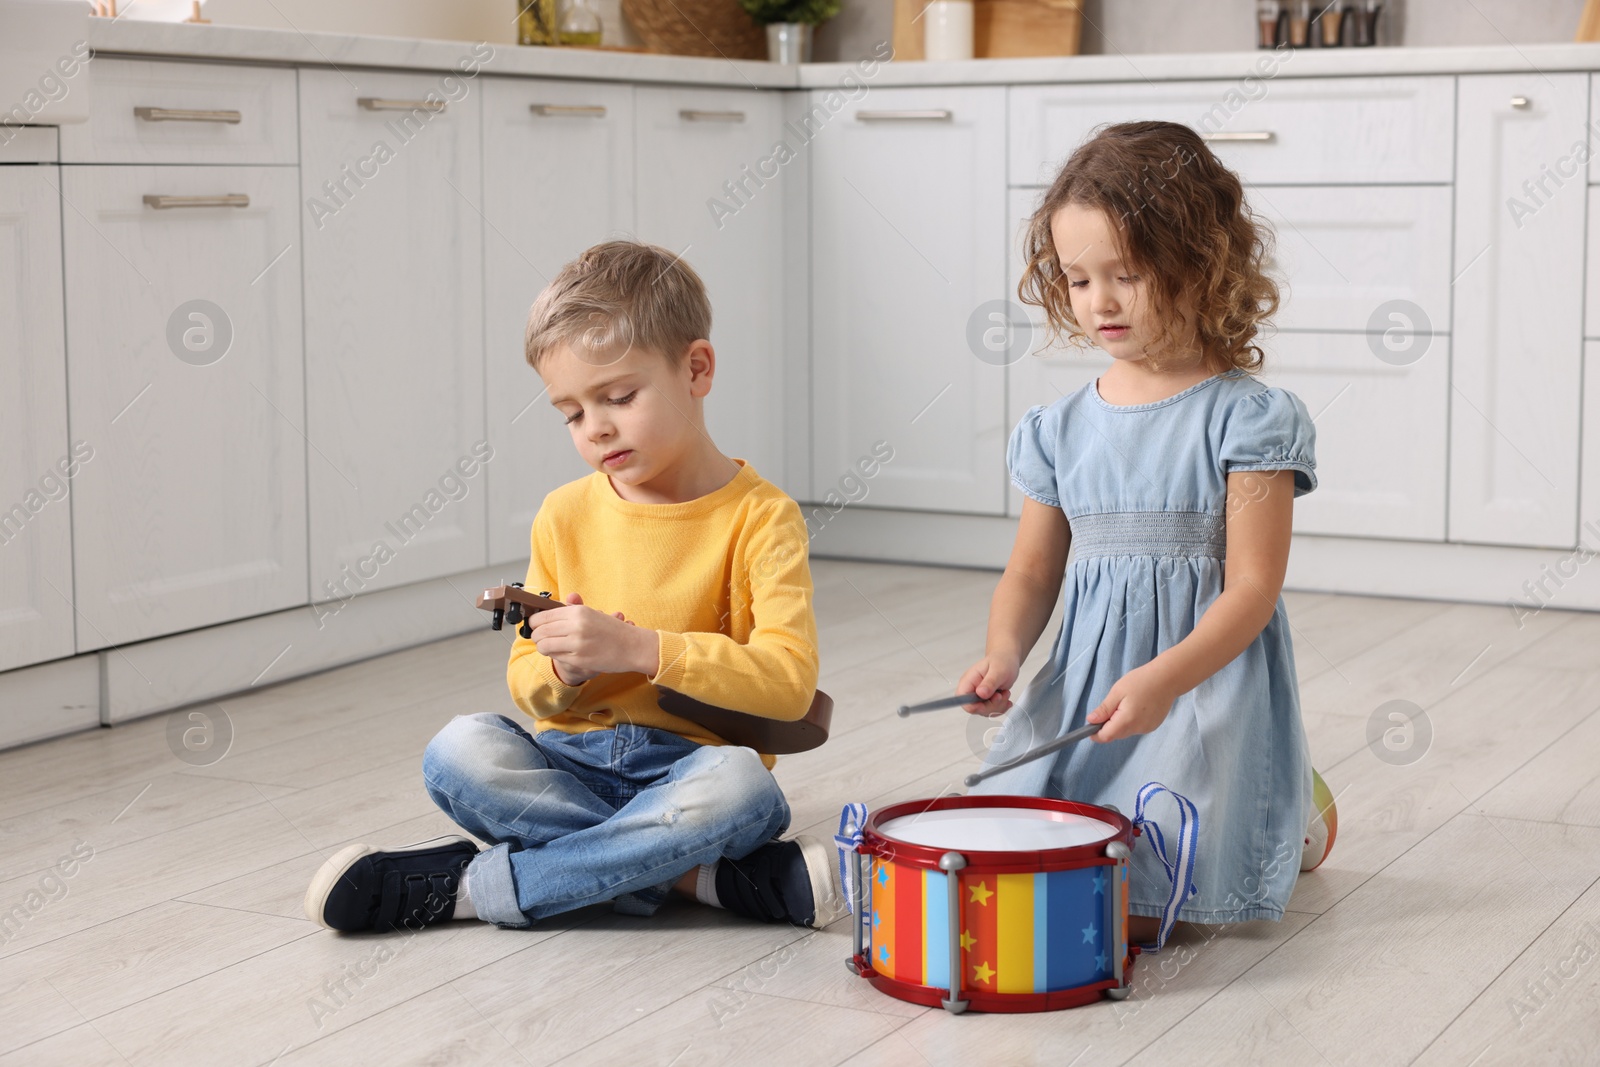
[421,713,791,927]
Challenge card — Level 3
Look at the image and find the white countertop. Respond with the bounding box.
[85,18,793,87]
[87,17,1600,88]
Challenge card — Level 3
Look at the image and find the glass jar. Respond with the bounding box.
[516,0,558,46]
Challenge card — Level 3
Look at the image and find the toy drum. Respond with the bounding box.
[846,795,1139,1013]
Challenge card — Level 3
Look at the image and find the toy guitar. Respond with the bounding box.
[475,582,832,754]
[475,582,564,637]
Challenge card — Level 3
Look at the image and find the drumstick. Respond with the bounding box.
[896,693,985,717]
[963,722,1102,788]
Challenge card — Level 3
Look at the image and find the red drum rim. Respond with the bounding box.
[861,794,1137,874]
[852,956,1133,1013]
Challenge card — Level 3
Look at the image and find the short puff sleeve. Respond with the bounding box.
[1008,403,1062,508]
[1220,387,1318,497]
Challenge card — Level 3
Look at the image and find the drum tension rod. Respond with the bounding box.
[938,852,969,1015]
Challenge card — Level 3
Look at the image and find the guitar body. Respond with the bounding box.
[475,584,832,754]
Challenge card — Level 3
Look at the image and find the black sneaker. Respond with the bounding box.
[304,836,477,932]
[715,835,846,928]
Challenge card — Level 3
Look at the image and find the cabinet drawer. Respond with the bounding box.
[1254,185,1453,333]
[60,58,297,165]
[1009,76,1454,187]
[1262,332,1448,542]
[1012,184,1454,336]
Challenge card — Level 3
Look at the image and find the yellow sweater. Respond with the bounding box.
[507,459,819,766]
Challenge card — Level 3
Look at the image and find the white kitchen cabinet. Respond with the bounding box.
[0,165,76,671]
[1451,73,1587,549]
[811,86,1009,514]
[299,68,486,601]
[634,86,791,493]
[1009,76,1456,188]
[481,77,634,566]
[62,164,307,649]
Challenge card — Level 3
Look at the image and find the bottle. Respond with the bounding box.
[1352,0,1382,46]
[1318,1,1345,46]
[559,0,603,47]
[924,0,974,61]
[1256,1,1281,49]
[1288,0,1310,47]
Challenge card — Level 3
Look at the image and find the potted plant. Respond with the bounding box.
[738,0,840,63]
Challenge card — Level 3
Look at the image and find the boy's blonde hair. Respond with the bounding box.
[524,240,712,371]
[1019,120,1279,373]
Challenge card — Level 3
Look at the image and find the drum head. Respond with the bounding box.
[878,805,1116,852]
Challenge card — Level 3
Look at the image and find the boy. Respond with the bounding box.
[303,241,843,934]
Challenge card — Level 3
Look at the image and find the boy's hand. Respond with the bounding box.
[956,655,1019,717]
[1086,664,1179,742]
[527,593,658,687]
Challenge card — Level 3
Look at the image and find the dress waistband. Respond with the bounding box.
[1069,511,1227,560]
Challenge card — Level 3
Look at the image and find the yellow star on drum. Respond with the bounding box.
[968,881,993,905]
[973,961,995,985]
[960,929,976,951]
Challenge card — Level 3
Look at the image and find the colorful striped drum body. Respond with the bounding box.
[850,796,1138,1012]
[869,857,1128,995]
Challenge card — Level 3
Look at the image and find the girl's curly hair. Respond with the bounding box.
[1018,120,1280,372]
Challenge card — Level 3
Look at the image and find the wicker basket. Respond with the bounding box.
[622,0,767,58]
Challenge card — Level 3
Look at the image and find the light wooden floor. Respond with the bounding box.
[3,558,1599,1066]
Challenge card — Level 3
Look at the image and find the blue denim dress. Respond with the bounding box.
[971,369,1317,924]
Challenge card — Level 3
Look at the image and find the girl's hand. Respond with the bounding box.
[956,655,1019,717]
[1086,664,1180,742]
[528,593,655,686]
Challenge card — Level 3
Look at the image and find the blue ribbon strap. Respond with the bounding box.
[1132,781,1199,952]
[834,802,868,914]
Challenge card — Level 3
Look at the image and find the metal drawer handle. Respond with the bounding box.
[531,104,607,117]
[679,109,744,123]
[134,106,242,124]
[1200,131,1276,143]
[1511,95,1531,109]
[142,194,250,210]
[855,109,953,122]
[358,97,447,113]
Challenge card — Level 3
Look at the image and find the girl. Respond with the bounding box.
[958,120,1335,948]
